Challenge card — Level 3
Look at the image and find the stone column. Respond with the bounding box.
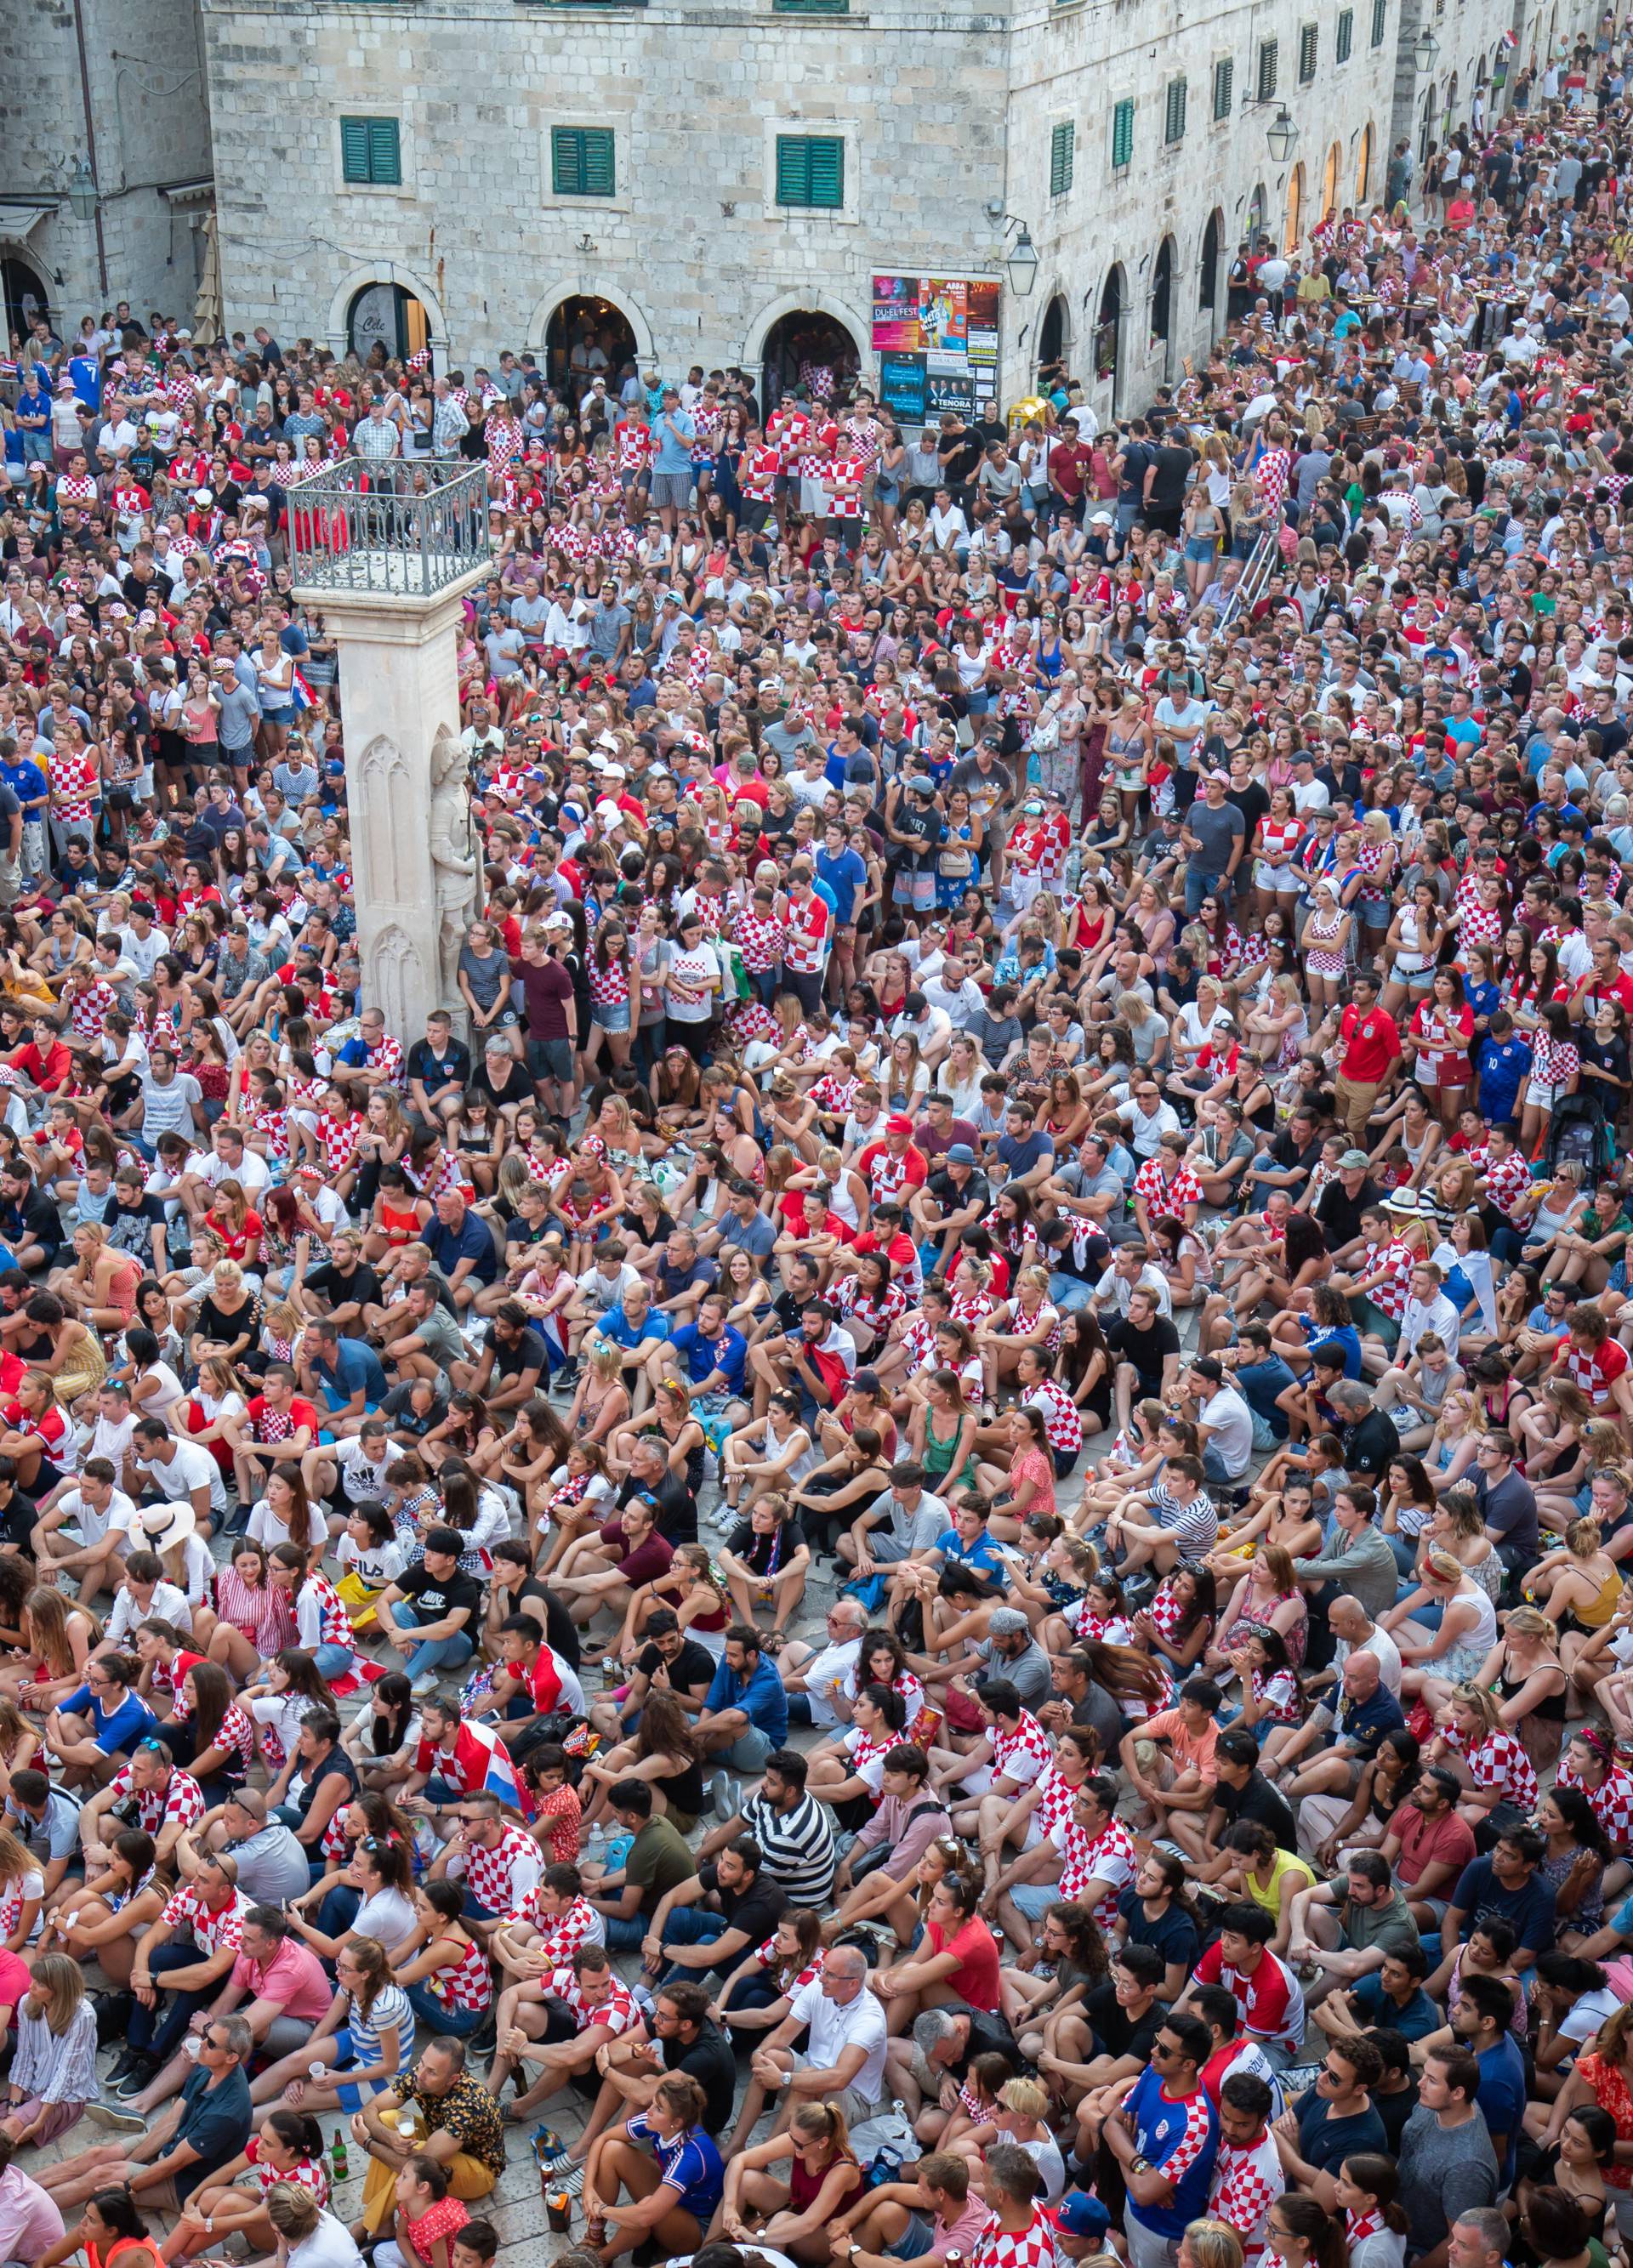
[297,572,487,1043]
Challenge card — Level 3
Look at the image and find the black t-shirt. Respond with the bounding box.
[105,1191,166,1259]
[378,1382,449,1436]
[393,1560,483,1626]
[3,1190,62,1256]
[508,1575,581,1672]
[305,1258,384,1317]
[475,1056,535,1113]
[942,2003,1021,2082]
[1314,1177,1380,1253]
[0,1484,39,1549]
[665,2021,738,2136]
[1107,1312,1181,1382]
[1371,2077,1421,2154]
[1115,1888,1200,1978]
[1213,1768,1300,1850]
[492,1327,549,1384]
[634,1635,718,1698]
[1147,443,1195,509]
[407,1036,473,1092]
[699,1858,787,1944]
[616,1465,696,1545]
[1342,1409,1401,1482]
[1085,1976,1170,2061]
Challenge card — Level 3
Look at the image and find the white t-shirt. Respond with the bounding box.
[662,942,721,1022]
[794,1636,863,1730]
[105,1578,194,1642]
[289,2213,365,2268]
[352,1885,416,1949]
[134,1435,229,1515]
[247,1498,330,1551]
[1200,1385,1255,1480]
[56,1484,138,1553]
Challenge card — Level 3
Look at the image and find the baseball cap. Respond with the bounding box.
[1339,1149,1371,1170]
[885,1112,914,1136]
[947,1143,977,1164]
[1049,2197,1112,2243]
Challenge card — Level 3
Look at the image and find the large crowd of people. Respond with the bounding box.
[2,27,1633,2268]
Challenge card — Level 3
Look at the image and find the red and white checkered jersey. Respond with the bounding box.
[756,1935,825,1991]
[1055,1814,1138,1927]
[426,1930,494,2015]
[1448,1724,1539,1813]
[970,2207,1062,2268]
[1209,2128,1285,2263]
[529,1894,606,1962]
[1033,1759,1084,1840]
[1559,1333,1630,1410]
[993,1710,1055,1789]
[1026,1376,1083,1458]
[457,1822,543,1916]
[549,1966,640,2036]
[1194,1937,1306,2049]
[1557,1758,1633,1853]
[1358,1236,1414,1323]
[159,1880,248,1956]
[1134,1157,1203,1218]
[1483,1149,1533,1220]
[106,1761,207,1838]
[245,2136,330,2205]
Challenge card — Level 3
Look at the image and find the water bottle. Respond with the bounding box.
[585,1821,606,1865]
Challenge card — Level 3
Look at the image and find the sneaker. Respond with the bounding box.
[410,1672,440,1699]
[92,2098,149,2129]
[710,1769,734,1822]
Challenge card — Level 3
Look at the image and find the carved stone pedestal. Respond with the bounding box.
[301,578,486,1042]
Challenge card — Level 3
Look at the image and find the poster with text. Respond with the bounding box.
[920,280,969,355]
[871,276,923,351]
[879,351,928,421]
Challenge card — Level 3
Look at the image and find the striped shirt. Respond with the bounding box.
[739,1787,837,1903]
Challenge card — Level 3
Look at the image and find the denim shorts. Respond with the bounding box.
[593,1000,631,1034]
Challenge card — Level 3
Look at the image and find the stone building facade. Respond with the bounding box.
[0,0,213,343]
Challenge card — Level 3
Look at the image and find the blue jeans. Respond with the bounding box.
[316,1883,362,1940]
[602,1912,646,1950]
[406,1981,487,2038]
[659,1906,730,1983]
[388,1603,475,1681]
[127,1936,213,2061]
[1186,865,1226,918]
[1047,1270,1097,1314]
[314,1641,355,1678]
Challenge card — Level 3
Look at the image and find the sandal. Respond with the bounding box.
[763,1628,788,1657]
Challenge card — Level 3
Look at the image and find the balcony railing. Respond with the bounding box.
[288,456,491,597]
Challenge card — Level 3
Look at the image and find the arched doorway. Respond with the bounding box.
[1248,183,1269,247]
[760,310,860,416]
[1283,163,1306,252]
[1095,265,1126,412]
[1198,209,1224,314]
[1420,86,1437,161]
[1321,140,1342,220]
[1,253,51,343]
[347,281,430,366]
[1444,70,1459,129]
[1150,236,1175,377]
[545,294,639,401]
[1357,122,1377,202]
[1038,292,1070,380]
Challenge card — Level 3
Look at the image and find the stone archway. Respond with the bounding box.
[524,279,657,372]
[743,290,871,412]
[325,262,448,363]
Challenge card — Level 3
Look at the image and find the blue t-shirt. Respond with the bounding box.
[932,1525,1004,1577]
[670,1320,748,1395]
[1476,2034,1527,2180]
[652,408,697,475]
[58,1685,157,1756]
[426,1212,499,1286]
[625,2112,725,2221]
[1476,1035,1530,1123]
[1348,1974,1441,2040]
[1122,2066,1219,2238]
[67,355,103,411]
[1305,1322,1363,1380]
[703,1653,789,1744]
[1234,1354,1296,1438]
[1449,1854,1557,1957]
[815,844,867,926]
[595,1305,671,1353]
[310,1337,387,1413]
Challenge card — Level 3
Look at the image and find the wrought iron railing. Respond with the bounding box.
[1217,522,1283,634]
[287,456,491,597]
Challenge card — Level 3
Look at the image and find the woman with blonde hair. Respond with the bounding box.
[0,1585,98,1710]
[1381,1549,1500,1709]
[1471,1604,1568,1771]
[719,2095,865,2259]
[1528,1516,1624,1674]
[54,1221,143,1334]
[0,1698,39,1800]
[1179,2225,1246,2268]
[0,1952,96,2144]
[0,1824,43,1981]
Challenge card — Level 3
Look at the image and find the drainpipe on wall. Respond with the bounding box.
[70,0,110,296]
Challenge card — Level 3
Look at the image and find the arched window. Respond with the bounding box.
[1151,236,1175,346]
[1321,140,1341,220]
[1283,162,1306,253]
[1357,122,1376,204]
[1095,264,1126,409]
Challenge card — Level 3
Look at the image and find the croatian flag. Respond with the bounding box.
[458,1717,525,1812]
[1499,28,1517,48]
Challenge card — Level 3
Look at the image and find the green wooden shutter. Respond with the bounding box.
[806,136,843,206]
[1258,38,1278,95]
[551,126,585,195]
[366,117,401,182]
[1213,58,1233,115]
[776,135,811,204]
[1165,78,1186,141]
[582,127,615,194]
[1299,22,1317,77]
[1370,0,1385,42]
[340,117,372,182]
[1111,98,1134,168]
[1335,9,1353,59]
[1050,121,1074,195]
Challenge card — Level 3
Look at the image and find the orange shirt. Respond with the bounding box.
[1139,1707,1220,1785]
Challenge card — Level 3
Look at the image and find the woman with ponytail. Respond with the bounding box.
[583,2070,725,2259]
[720,2097,867,2259]
[1334,2156,1408,2268]
[1260,2197,1350,2268]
